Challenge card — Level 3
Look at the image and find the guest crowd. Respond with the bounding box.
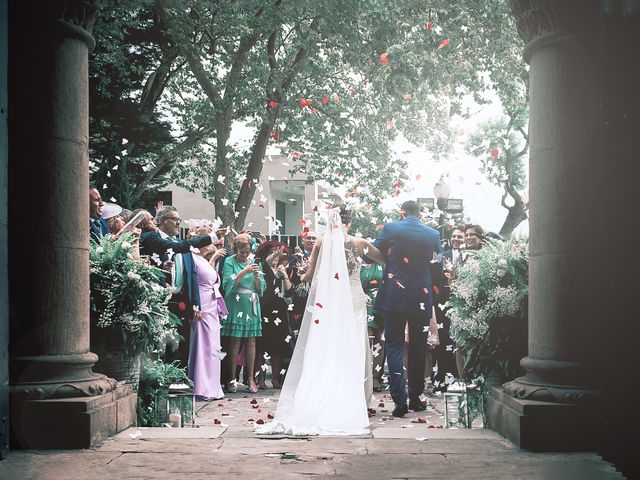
[89,184,501,402]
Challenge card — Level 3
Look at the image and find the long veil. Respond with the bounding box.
[256,208,369,435]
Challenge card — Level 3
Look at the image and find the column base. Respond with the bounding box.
[486,387,602,451]
[10,384,137,449]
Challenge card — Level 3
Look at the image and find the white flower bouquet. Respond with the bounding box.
[90,234,179,357]
[447,237,529,382]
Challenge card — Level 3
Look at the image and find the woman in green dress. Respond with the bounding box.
[360,261,385,392]
[221,234,266,393]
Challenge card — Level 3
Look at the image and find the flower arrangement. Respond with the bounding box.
[90,234,179,357]
[447,237,529,383]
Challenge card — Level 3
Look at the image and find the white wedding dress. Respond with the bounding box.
[255,210,373,436]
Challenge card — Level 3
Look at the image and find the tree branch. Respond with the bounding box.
[131,123,216,201]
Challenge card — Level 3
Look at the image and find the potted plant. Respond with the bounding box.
[447,237,529,389]
[89,233,180,387]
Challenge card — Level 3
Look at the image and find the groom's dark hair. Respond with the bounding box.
[400,200,421,217]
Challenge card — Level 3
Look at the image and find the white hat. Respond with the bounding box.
[101,202,123,219]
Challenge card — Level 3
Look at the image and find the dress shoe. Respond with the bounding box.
[409,399,427,412]
[392,403,408,418]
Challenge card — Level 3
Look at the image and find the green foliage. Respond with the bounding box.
[465,107,529,236]
[447,238,528,383]
[89,0,527,228]
[348,204,399,239]
[137,358,192,427]
[89,234,180,357]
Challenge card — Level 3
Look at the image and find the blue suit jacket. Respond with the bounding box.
[373,217,443,316]
[90,218,110,243]
[139,231,215,315]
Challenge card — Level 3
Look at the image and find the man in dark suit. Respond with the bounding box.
[139,206,221,367]
[89,186,110,242]
[373,200,443,417]
[431,225,465,392]
[288,230,316,332]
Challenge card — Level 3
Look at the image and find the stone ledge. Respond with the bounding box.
[10,384,136,449]
[487,386,602,452]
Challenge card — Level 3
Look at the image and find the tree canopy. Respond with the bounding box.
[89,0,527,232]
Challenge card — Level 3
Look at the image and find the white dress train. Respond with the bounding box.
[255,211,373,435]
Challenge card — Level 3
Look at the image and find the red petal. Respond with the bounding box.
[491,147,500,158]
[423,287,429,294]
[250,399,258,404]
[322,97,330,105]
[315,302,323,308]
[379,52,389,65]
[334,272,340,280]
[426,21,431,30]
[217,403,224,407]
[267,413,274,419]
[256,419,265,425]
[433,285,440,296]
[348,87,357,93]
[438,38,450,49]
[403,257,410,264]
[313,206,318,212]
[378,402,385,407]
[314,319,320,324]
[268,101,278,109]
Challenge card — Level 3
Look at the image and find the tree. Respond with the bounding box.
[466,107,529,237]
[89,0,527,232]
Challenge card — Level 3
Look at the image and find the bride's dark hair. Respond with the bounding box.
[332,203,352,225]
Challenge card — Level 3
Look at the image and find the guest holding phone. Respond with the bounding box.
[221,234,266,393]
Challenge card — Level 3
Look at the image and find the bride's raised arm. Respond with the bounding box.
[300,237,323,283]
[357,237,385,265]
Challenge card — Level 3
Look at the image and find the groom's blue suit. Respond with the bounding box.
[373,216,443,408]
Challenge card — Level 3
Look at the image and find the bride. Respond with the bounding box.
[255,205,384,436]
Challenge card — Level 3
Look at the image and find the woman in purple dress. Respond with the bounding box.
[188,225,228,401]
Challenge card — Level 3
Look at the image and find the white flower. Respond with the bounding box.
[121,241,131,250]
[496,269,506,278]
[497,258,508,268]
[95,246,104,254]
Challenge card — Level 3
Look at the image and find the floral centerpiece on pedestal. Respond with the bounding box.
[447,237,529,385]
[89,234,179,384]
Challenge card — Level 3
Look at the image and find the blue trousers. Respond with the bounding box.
[383,311,430,406]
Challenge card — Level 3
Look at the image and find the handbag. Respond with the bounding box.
[427,306,440,348]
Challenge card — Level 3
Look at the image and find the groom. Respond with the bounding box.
[372,200,443,417]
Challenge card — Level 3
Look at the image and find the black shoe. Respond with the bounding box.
[409,400,427,412]
[392,403,408,418]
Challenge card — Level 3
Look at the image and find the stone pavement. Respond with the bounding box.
[0,387,624,480]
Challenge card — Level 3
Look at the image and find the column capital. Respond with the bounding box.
[43,1,98,49]
[509,0,600,60]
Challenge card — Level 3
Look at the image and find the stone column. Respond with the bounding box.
[487,0,604,451]
[8,1,135,449]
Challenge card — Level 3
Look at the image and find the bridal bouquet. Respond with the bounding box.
[447,237,529,383]
[90,233,180,357]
